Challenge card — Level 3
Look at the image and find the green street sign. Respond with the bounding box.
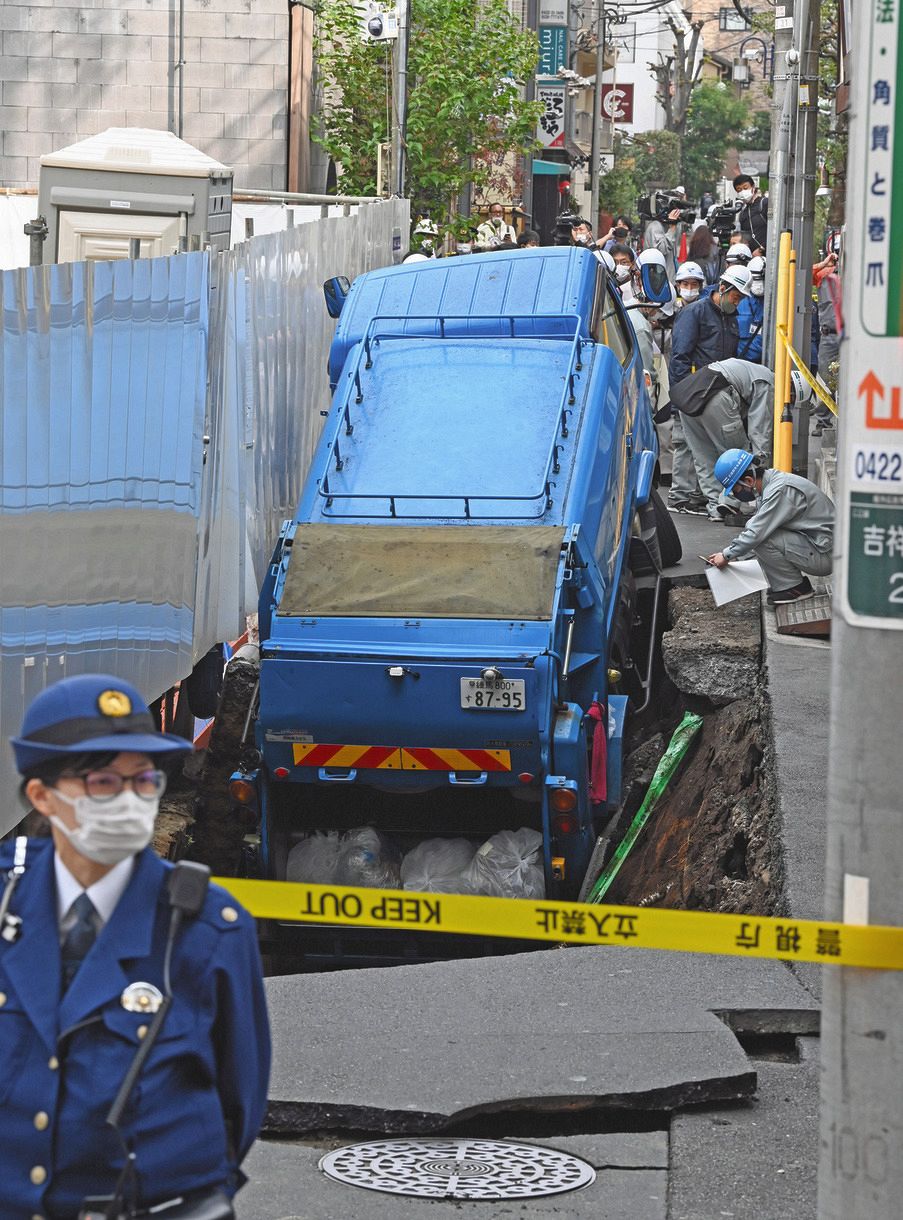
[847,491,903,619]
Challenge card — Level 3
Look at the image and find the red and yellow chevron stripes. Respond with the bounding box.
[400,747,511,772]
[291,743,512,772]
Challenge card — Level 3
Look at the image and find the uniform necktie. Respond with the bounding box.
[61,893,98,989]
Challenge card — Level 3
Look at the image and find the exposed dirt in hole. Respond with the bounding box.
[603,587,782,916]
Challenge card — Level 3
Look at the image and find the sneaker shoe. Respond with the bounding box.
[667,499,689,514]
[706,505,730,522]
[767,578,815,605]
[682,501,708,516]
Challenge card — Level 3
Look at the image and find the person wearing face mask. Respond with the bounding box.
[476,203,517,249]
[569,218,599,249]
[736,255,766,362]
[1,673,270,1220]
[706,450,834,603]
[609,243,637,297]
[733,175,768,251]
[669,265,751,387]
[675,261,705,307]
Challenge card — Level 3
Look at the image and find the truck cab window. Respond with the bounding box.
[590,270,633,366]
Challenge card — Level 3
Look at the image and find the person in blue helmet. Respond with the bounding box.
[1,673,270,1220]
[705,450,834,603]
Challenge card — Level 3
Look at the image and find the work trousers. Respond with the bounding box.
[680,389,751,509]
[669,411,703,503]
[753,528,834,590]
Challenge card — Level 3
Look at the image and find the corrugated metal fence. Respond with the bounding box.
[0,197,409,830]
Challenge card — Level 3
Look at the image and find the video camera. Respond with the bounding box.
[636,191,696,226]
[707,202,742,249]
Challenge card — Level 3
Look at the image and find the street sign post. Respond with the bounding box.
[819,0,903,1214]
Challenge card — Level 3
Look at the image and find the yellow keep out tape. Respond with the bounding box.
[214,878,903,971]
[777,324,838,416]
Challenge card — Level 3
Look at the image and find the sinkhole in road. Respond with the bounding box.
[318,1137,597,1200]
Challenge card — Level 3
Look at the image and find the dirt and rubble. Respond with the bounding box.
[605,585,783,915]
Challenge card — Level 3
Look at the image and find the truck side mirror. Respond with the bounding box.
[323,276,351,318]
[639,262,670,306]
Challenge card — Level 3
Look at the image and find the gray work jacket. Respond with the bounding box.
[723,469,835,561]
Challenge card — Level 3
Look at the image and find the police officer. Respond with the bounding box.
[706,449,834,604]
[1,673,270,1219]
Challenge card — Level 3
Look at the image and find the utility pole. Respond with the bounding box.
[391,0,410,196]
[762,0,796,368]
[817,0,903,1212]
[522,0,540,229]
[588,0,606,231]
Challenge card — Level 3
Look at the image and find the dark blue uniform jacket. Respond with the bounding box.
[0,839,270,1219]
[669,293,739,385]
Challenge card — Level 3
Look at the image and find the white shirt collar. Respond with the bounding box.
[55,852,135,927]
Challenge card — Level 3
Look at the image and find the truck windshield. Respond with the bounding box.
[278,523,566,620]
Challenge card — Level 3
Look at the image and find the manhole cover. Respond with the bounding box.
[318,1137,596,1199]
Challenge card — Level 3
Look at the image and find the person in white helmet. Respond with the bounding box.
[669,264,752,386]
[404,216,440,261]
[724,242,753,268]
[736,254,766,362]
[675,261,705,307]
[670,357,775,520]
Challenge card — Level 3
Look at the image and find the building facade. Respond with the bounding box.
[0,0,301,190]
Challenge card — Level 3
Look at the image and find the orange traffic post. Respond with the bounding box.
[772,230,792,472]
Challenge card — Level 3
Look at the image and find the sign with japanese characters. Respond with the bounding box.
[538,26,567,77]
[537,83,566,149]
[861,0,901,336]
[838,0,903,628]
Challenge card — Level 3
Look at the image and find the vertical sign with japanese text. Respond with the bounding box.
[839,0,903,627]
[537,83,566,149]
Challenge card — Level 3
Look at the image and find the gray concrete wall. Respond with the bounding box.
[0,0,290,190]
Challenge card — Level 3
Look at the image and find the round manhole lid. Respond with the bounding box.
[318,1136,596,1200]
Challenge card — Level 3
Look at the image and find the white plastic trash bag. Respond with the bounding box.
[334,827,401,889]
[285,831,342,884]
[464,828,545,899]
[400,838,477,893]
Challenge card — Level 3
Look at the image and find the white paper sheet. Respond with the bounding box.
[705,558,769,606]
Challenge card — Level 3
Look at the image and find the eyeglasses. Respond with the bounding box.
[62,769,168,802]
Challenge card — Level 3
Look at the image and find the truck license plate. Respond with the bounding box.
[460,678,526,711]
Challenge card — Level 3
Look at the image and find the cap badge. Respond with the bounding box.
[121,981,164,1014]
[98,690,132,718]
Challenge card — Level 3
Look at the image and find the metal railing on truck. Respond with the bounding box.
[319,313,587,521]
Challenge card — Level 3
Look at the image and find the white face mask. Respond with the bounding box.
[751,280,765,297]
[679,285,700,302]
[737,188,755,203]
[50,789,159,865]
[621,280,637,303]
[614,264,632,283]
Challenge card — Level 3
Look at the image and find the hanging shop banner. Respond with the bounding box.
[838,0,903,627]
[601,83,634,124]
[538,26,567,77]
[537,83,566,149]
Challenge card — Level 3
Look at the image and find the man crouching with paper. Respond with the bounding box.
[706,448,834,605]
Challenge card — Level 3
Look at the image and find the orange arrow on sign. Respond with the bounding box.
[860,371,903,429]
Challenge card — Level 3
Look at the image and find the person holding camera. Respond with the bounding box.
[0,674,270,1220]
[733,175,768,251]
[642,199,687,278]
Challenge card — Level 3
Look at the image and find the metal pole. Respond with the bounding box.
[772,229,791,469]
[521,0,539,229]
[762,0,797,367]
[589,0,606,232]
[177,0,185,138]
[392,0,410,196]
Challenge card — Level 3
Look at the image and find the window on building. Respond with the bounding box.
[719,6,751,29]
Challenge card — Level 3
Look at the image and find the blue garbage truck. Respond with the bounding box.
[236,246,678,948]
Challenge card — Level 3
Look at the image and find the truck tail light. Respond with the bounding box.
[230,777,257,804]
[552,810,579,836]
[273,767,290,780]
[549,786,577,814]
